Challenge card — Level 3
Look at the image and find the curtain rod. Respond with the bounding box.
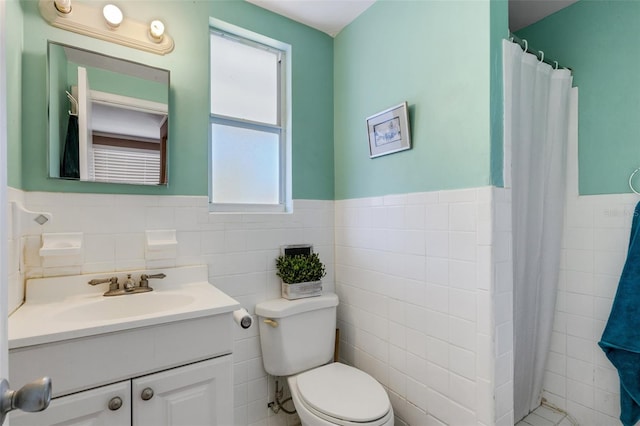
[508,33,573,73]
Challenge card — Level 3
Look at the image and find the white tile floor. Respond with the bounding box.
[516,404,579,426]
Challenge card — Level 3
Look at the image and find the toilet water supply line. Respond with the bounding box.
[268,379,296,415]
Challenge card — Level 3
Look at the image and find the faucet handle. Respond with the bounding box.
[139,273,166,288]
[88,276,119,291]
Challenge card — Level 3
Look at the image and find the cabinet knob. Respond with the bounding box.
[141,387,154,401]
[108,396,123,411]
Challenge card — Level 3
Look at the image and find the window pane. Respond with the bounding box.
[210,33,279,125]
[211,124,280,204]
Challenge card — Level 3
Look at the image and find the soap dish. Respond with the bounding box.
[145,229,177,260]
[39,233,83,257]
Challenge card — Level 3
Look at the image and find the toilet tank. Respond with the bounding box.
[255,293,339,377]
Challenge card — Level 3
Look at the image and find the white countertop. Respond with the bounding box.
[9,265,240,349]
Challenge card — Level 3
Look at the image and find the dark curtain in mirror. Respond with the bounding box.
[61,115,79,178]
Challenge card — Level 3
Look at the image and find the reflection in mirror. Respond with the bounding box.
[48,42,169,185]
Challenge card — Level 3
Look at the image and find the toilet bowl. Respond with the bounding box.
[288,363,393,426]
[255,294,394,426]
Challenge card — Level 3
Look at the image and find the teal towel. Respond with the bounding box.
[599,201,640,426]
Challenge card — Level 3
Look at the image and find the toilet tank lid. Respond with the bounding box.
[255,293,338,318]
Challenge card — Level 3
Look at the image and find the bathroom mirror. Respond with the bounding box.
[47,41,169,185]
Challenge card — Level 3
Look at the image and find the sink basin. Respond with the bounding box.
[56,293,196,322]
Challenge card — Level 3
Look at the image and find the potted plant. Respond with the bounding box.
[276,252,326,300]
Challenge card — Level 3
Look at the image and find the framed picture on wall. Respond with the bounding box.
[366,102,411,158]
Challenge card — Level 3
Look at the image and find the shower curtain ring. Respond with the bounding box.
[553,61,559,70]
[538,51,544,63]
[630,168,640,195]
[523,39,528,52]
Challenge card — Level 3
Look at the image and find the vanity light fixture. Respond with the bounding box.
[149,20,165,42]
[102,4,123,29]
[53,0,71,14]
[39,0,174,55]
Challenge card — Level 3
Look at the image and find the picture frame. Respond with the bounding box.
[366,102,411,158]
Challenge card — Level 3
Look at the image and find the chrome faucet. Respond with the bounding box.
[87,272,165,297]
[123,274,136,292]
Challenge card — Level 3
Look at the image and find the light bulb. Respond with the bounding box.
[103,4,123,29]
[149,20,165,41]
[54,0,71,14]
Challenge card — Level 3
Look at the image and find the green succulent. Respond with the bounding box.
[276,253,326,284]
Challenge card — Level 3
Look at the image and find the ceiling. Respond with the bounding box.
[509,0,579,31]
[246,0,579,37]
[246,0,375,37]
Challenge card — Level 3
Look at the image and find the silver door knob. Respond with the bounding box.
[108,396,123,411]
[0,377,52,424]
[140,387,154,401]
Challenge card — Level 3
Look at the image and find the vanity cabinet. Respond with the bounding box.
[133,355,232,426]
[10,356,232,426]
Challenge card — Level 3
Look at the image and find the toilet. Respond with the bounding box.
[255,293,394,426]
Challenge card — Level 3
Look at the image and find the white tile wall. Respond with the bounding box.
[542,193,633,426]
[8,187,26,314]
[539,89,625,426]
[7,190,333,426]
[335,187,511,426]
[8,186,520,425]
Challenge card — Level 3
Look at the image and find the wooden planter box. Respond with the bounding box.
[281,280,322,300]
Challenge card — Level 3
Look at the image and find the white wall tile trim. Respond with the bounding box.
[541,192,634,426]
[335,186,509,425]
[7,190,333,426]
[540,90,625,426]
[8,186,520,425]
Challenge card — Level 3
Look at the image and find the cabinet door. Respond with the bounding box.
[132,356,233,426]
[10,381,131,426]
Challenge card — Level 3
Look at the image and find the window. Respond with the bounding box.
[209,24,291,212]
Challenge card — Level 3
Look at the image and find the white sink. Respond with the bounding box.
[56,292,196,322]
[9,265,240,349]
[8,265,240,399]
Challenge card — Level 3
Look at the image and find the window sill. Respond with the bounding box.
[208,202,290,214]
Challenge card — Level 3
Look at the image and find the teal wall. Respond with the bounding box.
[7,0,23,189]
[334,0,495,200]
[491,0,508,187]
[17,0,509,200]
[18,0,334,199]
[209,1,335,200]
[67,64,168,104]
[517,0,640,195]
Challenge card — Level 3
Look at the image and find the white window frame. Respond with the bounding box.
[208,18,292,213]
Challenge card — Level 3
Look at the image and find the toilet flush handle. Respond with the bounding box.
[263,319,278,328]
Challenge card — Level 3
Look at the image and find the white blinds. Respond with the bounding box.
[93,145,160,185]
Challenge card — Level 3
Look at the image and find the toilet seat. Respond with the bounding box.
[294,363,392,425]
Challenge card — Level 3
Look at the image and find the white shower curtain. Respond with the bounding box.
[503,39,573,422]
